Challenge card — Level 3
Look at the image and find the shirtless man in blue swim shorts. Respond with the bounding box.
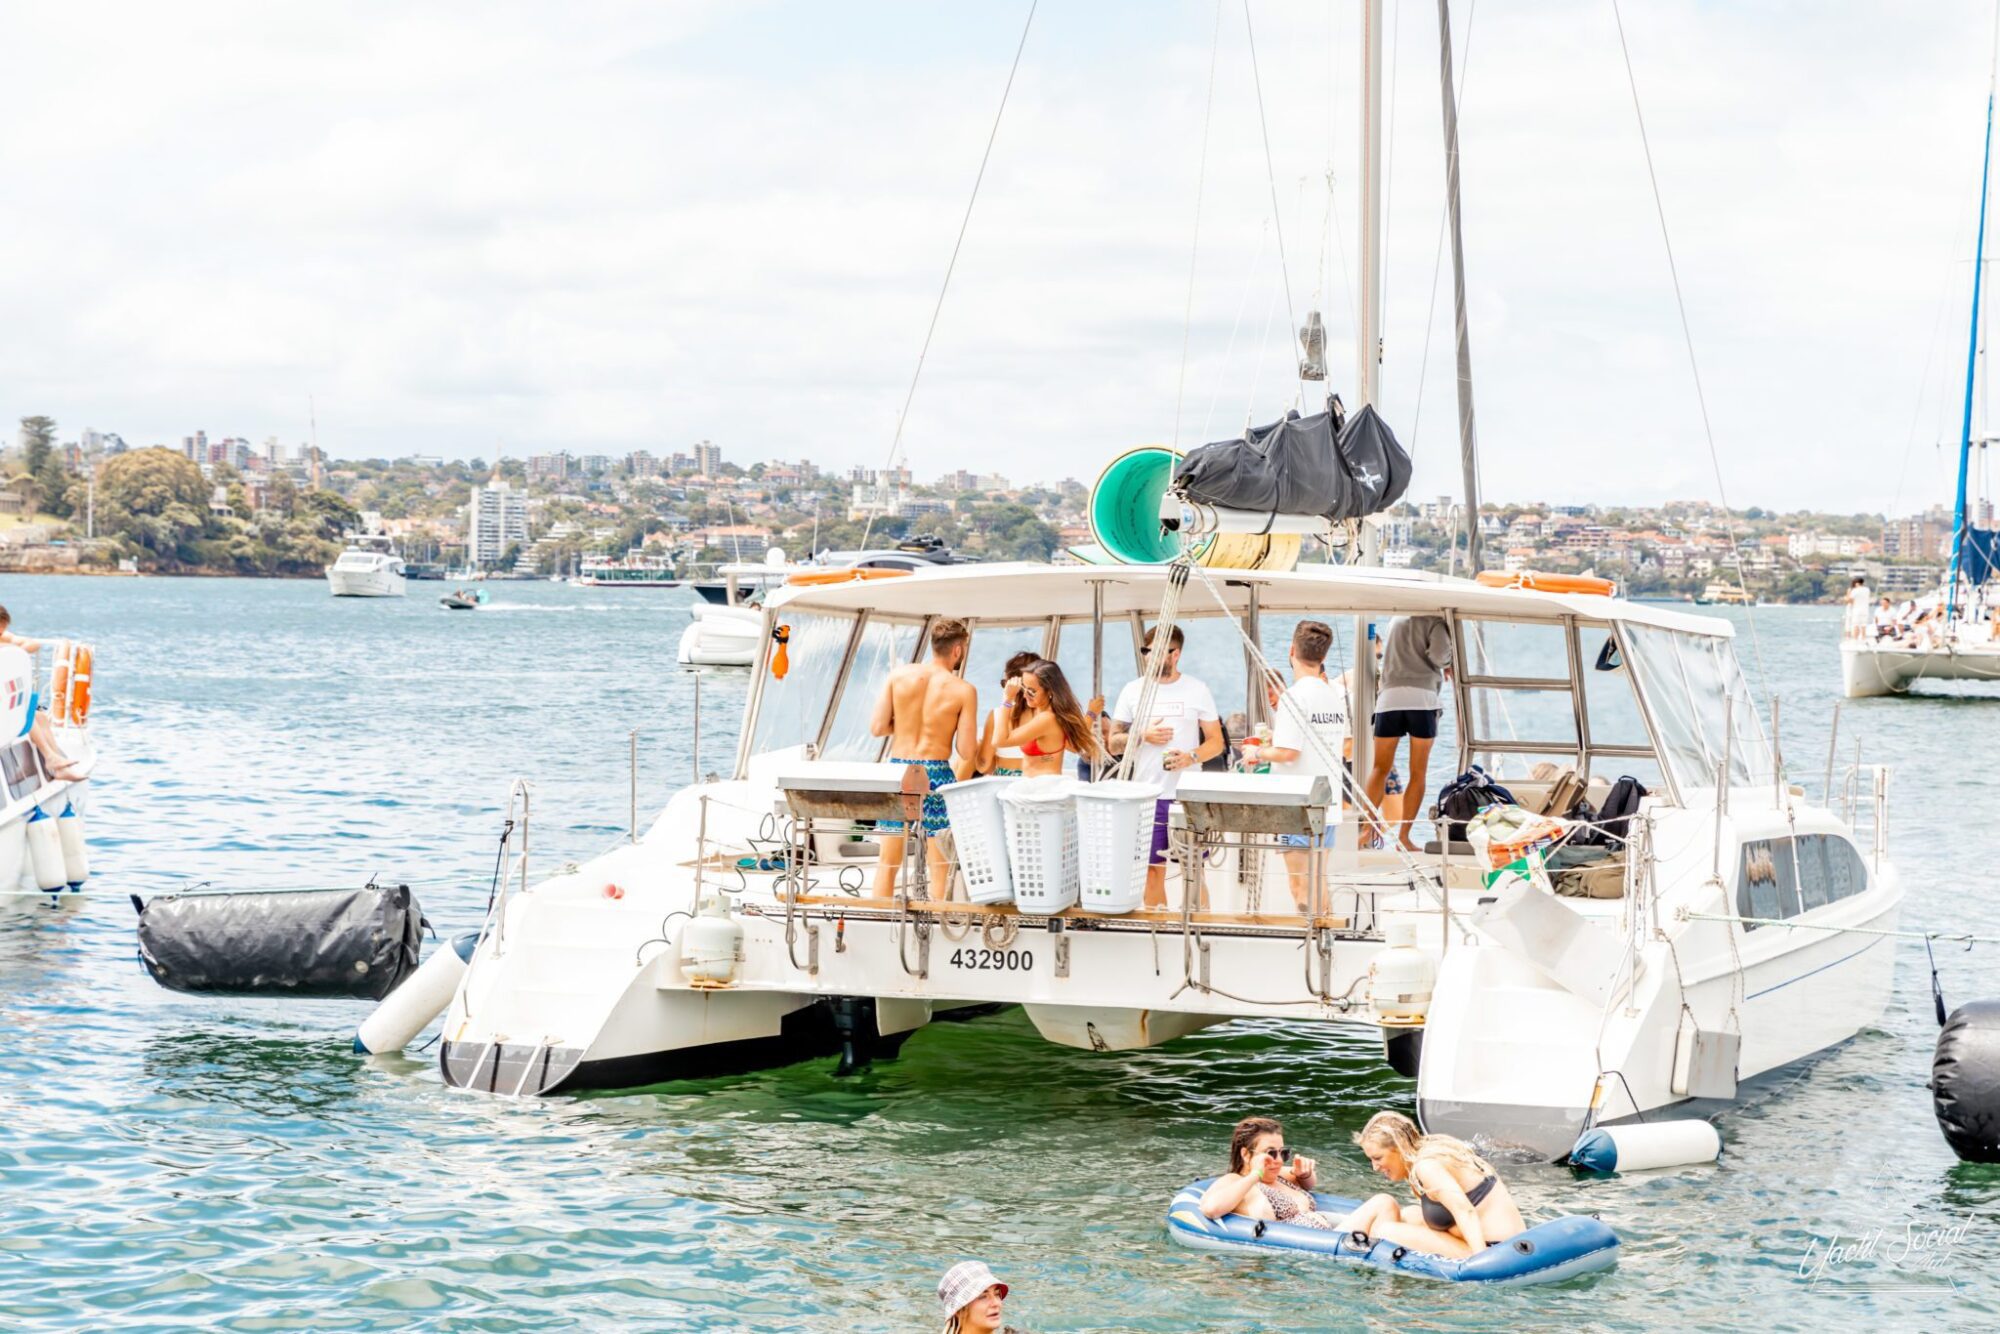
[870,616,978,899]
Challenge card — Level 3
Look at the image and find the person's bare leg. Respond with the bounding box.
[1143,863,1167,909]
[873,833,906,898]
[1399,735,1436,851]
[1283,850,1309,913]
[924,836,952,902]
[1364,735,1399,846]
[29,717,82,781]
[1357,1214,1474,1259]
[1335,1193,1403,1236]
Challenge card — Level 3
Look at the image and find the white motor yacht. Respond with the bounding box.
[441,562,1901,1159]
[325,532,407,598]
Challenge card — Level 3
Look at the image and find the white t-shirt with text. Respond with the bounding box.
[1270,675,1350,790]
[1112,673,1219,798]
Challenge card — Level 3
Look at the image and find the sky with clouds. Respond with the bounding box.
[2,0,1995,513]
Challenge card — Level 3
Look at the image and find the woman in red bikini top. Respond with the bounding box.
[993,659,1103,778]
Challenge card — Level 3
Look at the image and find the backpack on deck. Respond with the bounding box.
[1570,775,1648,847]
[1435,765,1516,845]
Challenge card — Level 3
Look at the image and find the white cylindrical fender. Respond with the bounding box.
[1569,1119,1722,1173]
[0,818,26,892]
[354,932,480,1054]
[26,811,67,892]
[57,803,89,888]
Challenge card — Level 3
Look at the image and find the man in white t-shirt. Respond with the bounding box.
[1844,577,1871,640]
[1107,623,1224,908]
[1241,620,1349,912]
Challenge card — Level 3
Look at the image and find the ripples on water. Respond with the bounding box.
[3,577,1998,1330]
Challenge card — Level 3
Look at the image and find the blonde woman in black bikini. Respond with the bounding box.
[1338,1110,1525,1256]
[991,659,1101,778]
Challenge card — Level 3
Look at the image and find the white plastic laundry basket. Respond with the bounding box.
[940,775,1017,904]
[998,775,1079,913]
[1074,779,1161,914]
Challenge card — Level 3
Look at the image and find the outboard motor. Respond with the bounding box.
[1934,1000,2000,1162]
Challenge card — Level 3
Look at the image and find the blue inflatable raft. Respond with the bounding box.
[1166,1180,1618,1286]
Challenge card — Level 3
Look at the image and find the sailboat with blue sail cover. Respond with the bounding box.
[1844,19,2000,696]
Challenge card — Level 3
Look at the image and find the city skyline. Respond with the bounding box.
[0,3,1992,516]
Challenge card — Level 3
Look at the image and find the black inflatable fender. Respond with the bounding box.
[1934,1000,2000,1162]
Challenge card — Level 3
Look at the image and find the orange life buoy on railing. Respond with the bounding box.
[782,567,913,587]
[50,654,70,727]
[67,645,92,726]
[770,625,790,680]
[1475,570,1616,597]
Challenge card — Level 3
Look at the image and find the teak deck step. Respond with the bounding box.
[779,893,1349,930]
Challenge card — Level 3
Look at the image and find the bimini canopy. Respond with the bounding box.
[764,562,1734,637]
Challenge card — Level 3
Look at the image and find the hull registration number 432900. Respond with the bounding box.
[948,948,1034,972]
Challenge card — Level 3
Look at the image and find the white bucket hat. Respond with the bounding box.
[936,1260,1008,1319]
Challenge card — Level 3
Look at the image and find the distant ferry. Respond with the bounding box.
[575,552,682,588]
[1694,581,1754,606]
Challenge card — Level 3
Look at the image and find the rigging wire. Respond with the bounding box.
[1405,0,1477,459]
[1380,0,1402,387]
[1606,0,1768,693]
[1173,0,1227,452]
[1890,243,1970,522]
[1201,220,1272,443]
[860,0,1038,552]
[1243,0,1303,401]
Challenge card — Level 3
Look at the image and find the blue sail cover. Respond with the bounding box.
[1963,527,2000,588]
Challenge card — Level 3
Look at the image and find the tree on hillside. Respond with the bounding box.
[95,447,213,562]
[299,489,361,539]
[17,416,55,473]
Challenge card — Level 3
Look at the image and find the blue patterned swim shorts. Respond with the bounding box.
[878,757,955,834]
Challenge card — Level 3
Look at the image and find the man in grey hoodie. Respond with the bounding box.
[1365,615,1452,850]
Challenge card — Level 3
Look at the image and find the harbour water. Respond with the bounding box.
[4,574,1998,1330]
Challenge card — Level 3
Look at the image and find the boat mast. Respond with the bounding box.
[1437,0,1482,576]
[1352,0,1388,798]
[1357,0,1386,414]
[1951,13,2000,617]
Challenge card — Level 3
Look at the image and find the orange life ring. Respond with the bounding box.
[50,657,70,727]
[68,646,92,725]
[783,567,913,587]
[1475,570,1616,597]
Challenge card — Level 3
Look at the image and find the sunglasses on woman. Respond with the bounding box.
[1262,1147,1296,1163]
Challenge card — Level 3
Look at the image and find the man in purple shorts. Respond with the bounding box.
[1107,624,1224,908]
[869,617,978,899]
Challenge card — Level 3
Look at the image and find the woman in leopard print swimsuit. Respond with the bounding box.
[1197,1116,1341,1230]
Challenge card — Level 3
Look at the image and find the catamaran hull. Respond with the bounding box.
[1842,640,2000,697]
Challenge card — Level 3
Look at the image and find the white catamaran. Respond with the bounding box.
[438,564,1899,1158]
[422,4,1902,1162]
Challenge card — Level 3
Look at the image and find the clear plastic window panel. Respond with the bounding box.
[1460,619,1569,682]
[1579,628,1653,751]
[966,621,1054,711]
[1052,617,1135,714]
[820,617,925,761]
[747,612,854,757]
[1621,625,1716,794]
[1719,643,1773,787]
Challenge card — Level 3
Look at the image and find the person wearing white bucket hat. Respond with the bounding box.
[936,1259,1019,1333]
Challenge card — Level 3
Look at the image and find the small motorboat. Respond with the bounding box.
[440,589,485,611]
